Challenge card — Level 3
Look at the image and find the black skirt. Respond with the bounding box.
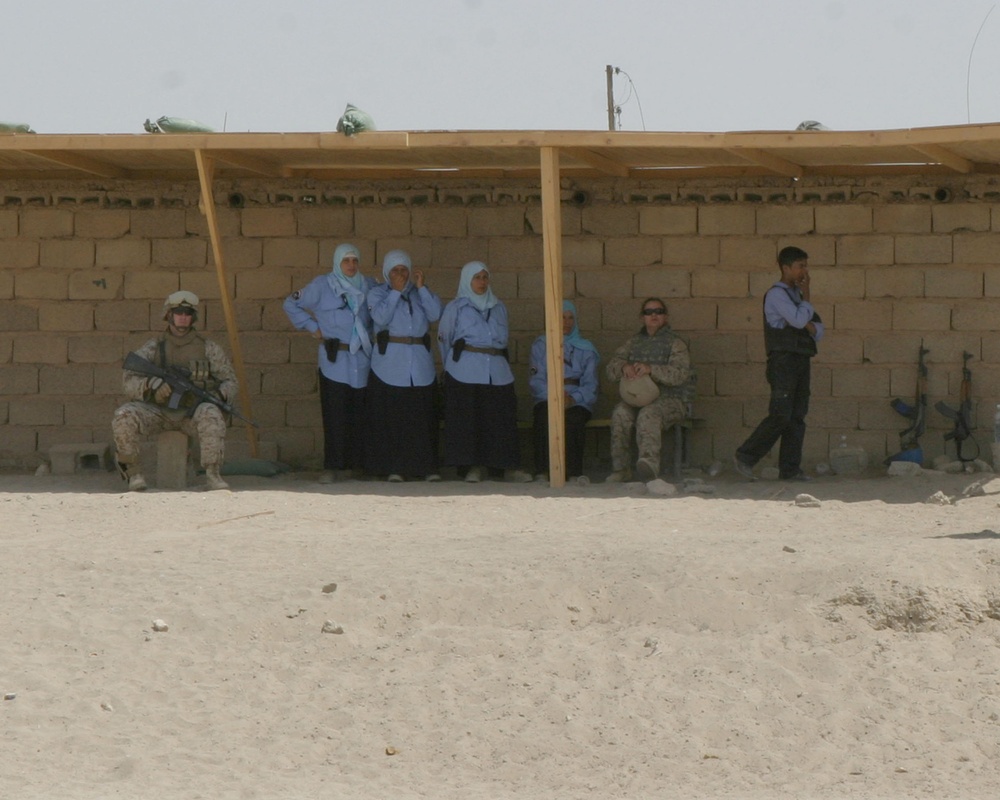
[318,372,366,471]
[532,401,592,477]
[441,373,520,470]
[364,372,439,477]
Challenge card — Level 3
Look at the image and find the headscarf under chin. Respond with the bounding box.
[329,243,363,296]
[561,300,598,354]
[457,261,498,312]
[327,242,371,355]
[382,249,413,293]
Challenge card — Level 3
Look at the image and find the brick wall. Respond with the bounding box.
[2,175,999,471]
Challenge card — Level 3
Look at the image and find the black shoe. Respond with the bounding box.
[781,470,812,482]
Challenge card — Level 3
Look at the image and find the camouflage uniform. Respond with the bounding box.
[112,332,238,470]
[605,332,693,473]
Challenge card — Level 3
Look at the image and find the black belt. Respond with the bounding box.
[464,345,505,356]
[564,378,581,386]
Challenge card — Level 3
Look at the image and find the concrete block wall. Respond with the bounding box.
[2,175,999,472]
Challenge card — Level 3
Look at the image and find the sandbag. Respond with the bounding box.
[336,103,376,136]
[143,116,215,133]
[0,121,35,133]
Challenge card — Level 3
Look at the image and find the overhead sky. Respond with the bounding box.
[4,0,1000,135]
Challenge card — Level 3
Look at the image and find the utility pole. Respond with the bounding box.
[605,65,616,131]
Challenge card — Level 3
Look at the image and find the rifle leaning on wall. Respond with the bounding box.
[123,351,259,428]
[934,350,979,463]
[884,341,929,465]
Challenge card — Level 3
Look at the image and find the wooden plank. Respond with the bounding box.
[540,146,566,488]
[562,147,631,177]
[725,147,804,178]
[211,149,282,177]
[909,144,974,173]
[22,149,131,179]
[194,150,258,457]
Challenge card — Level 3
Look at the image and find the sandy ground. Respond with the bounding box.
[2,467,1000,800]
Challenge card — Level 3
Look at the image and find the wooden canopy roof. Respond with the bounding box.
[3,123,1000,181]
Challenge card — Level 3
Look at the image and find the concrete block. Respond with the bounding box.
[810,267,864,298]
[262,238,319,267]
[831,366,890,398]
[562,237,604,267]
[581,206,638,236]
[605,237,661,266]
[124,271,179,300]
[15,272,69,300]
[0,269,11,300]
[217,237,263,270]
[924,268,982,298]
[431,236,490,268]
[689,333,749,364]
[152,238,207,269]
[236,270,292,300]
[894,234,952,264]
[0,240,39,268]
[0,209,17,237]
[156,431,189,489]
[818,332,863,363]
[0,365,38,394]
[953,233,997,263]
[952,301,1000,330]
[68,334,124,364]
[187,207,240,238]
[633,268,691,298]
[40,240,95,269]
[874,205,931,234]
[9,397,64,425]
[13,335,68,364]
[866,269,924,298]
[639,207,697,235]
[777,235,836,265]
[719,236,774,267]
[261,365,317,395]
[240,332,291,364]
[575,270,632,298]
[698,205,756,235]
[932,204,990,233]
[49,442,111,475]
[487,236,543,269]
[375,239,433,268]
[75,209,130,238]
[835,300,892,330]
[411,207,467,237]
[715,298,759,330]
[667,300,718,332]
[96,239,151,269]
[295,207,354,237]
[524,205,581,236]
[241,208,297,237]
[836,235,894,265]
[661,236,719,265]
[354,207,410,238]
[130,209,187,238]
[95,301,151,331]
[39,303,94,332]
[21,209,74,238]
[863,333,926,364]
[468,207,525,236]
[68,271,123,300]
[815,206,872,234]
[892,301,952,331]
[0,303,39,332]
[756,206,814,235]
[691,267,748,298]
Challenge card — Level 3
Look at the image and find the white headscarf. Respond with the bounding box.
[382,249,413,293]
[328,243,371,355]
[456,261,498,312]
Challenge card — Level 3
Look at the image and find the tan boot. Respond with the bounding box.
[127,472,148,492]
[204,465,230,491]
[604,468,632,483]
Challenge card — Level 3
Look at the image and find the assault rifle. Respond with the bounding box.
[935,351,978,462]
[885,341,929,465]
[123,351,258,428]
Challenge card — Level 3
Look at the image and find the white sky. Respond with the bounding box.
[4,0,1000,135]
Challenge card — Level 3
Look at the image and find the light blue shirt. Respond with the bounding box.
[529,337,600,411]
[367,283,443,387]
[437,297,514,386]
[764,281,825,342]
[283,274,375,389]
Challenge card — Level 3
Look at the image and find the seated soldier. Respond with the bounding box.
[112,291,239,492]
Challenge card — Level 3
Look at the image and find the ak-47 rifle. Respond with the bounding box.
[885,341,929,464]
[123,351,258,428]
[935,351,978,462]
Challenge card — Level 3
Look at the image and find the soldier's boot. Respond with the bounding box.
[204,464,230,491]
[116,460,147,492]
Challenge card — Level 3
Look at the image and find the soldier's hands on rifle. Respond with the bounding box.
[149,377,173,404]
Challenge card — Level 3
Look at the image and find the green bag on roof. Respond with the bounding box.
[0,121,35,133]
[336,104,376,136]
[143,116,215,133]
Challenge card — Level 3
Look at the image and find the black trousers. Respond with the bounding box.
[364,373,438,477]
[318,372,366,471]
[532,401,592,477]
[736,351,811,477]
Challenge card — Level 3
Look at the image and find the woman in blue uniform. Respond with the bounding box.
[529,300,599,482]
[365,249,443,481]
[437,261,530,483]
[284,243,374,483]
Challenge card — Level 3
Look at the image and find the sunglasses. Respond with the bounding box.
[642,308,667,316]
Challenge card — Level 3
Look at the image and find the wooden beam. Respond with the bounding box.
[211,149,282,177]
[540,146,566,488]
[725,147,804,178]
[194,149,258,457]
[22,149,131,179]
[562,147,631,177]
[909,144,974,173]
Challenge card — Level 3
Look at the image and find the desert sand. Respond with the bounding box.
[2,467,1000,799]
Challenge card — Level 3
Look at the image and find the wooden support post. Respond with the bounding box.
[194,149,258,456]
[540,146,566,487]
